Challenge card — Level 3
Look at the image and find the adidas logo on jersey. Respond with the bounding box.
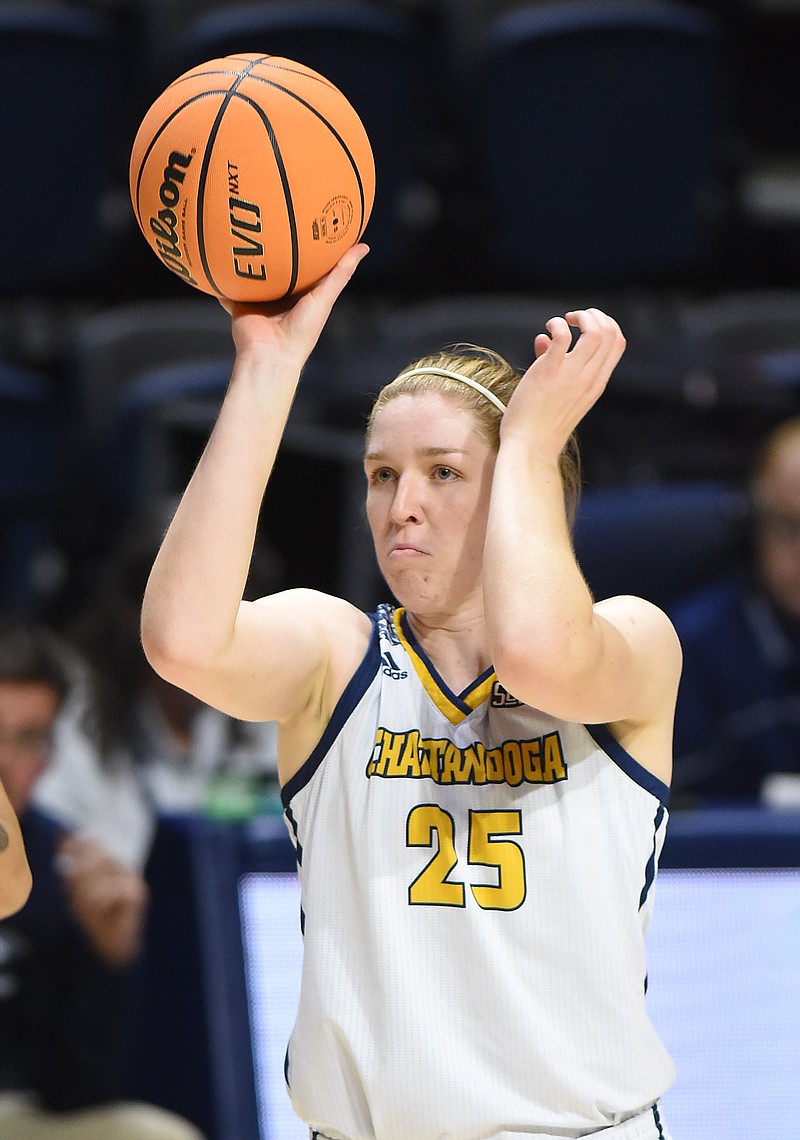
[381,651,408,680]
[491,681,522,708]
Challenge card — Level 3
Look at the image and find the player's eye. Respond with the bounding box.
[370,467,394,484]
[434,466,456,481]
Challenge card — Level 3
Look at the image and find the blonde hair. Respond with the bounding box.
[366,345,582,525]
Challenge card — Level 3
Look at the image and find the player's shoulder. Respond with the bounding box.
[256,586,375,662]
[255,585,368,623]
[593,594,682,670]
[593,592,678,633]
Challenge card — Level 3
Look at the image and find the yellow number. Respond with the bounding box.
[468,809,526,911]
[407,804,465,907]
[406,806,526,910]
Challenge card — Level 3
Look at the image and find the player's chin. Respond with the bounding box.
[381,566,437,610]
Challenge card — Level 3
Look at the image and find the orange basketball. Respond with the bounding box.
[129,54,375,302]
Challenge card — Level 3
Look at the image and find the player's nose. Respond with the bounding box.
[389,474,424,525]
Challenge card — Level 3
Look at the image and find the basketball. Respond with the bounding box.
[129,54,375,302]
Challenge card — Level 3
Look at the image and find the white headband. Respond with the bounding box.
[393,366,507,414]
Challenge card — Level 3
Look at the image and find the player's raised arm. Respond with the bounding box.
[483,309,682,733]
[141,244,369,726]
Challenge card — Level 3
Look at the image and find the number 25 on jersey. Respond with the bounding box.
[406,805,527,911]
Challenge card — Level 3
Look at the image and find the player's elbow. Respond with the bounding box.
[141,606,239,709]
[492,641,554,709]
[492,635,596,716]
[140,611,203,689]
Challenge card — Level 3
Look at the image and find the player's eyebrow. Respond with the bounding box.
[364,446,469,463]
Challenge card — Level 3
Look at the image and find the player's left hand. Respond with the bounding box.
[501,308,626,461]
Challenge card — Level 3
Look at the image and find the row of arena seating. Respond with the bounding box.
[4,0,800,623]
[5,284,800,618]
[2,0,799,309]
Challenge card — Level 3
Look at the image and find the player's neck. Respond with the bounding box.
[404,605,491,690]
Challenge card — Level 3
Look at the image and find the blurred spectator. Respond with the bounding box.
[30,646,154,872]
[670,417,800,808]
[0,615,204,1139]
[63,510,281,825]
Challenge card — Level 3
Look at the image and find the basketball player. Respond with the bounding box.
[142,244,682,1140]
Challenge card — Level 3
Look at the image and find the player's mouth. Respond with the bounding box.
[388,543,427,558]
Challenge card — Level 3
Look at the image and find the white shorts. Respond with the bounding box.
[311,1101,674,1140]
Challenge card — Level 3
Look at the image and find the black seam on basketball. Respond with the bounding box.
[241,74,368,238]
[133,90,226,229]
[195,58,269,295]
[222,54,270,64]
[167,69,247,88]
[232,91,299,297]
[251,59,338,92]
[171,57,338,94]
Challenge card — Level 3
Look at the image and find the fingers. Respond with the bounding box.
[533,308,625,377]
[304,242,370,311]
[217,243,369,318]
[530,316,573,368]
[564,308,626,369]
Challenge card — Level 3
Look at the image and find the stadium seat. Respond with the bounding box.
[676,289,800,390]
[69,296,234,447]
[375,293,571,372]
[0,363,62,611]
[105,357,233,506]
[572,480,749,611]
[126,815,262,1140]
[0,3,131,294]
[471,0,731,289]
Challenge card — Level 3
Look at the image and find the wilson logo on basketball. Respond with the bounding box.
[149,150,197,285]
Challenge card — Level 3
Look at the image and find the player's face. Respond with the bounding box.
[365,392,496,613]
[755,443,800,620]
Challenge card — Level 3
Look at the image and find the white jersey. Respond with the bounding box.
[281,604,675,1140]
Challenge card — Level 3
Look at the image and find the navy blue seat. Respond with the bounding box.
[126,815,261,1140]
[677,289,800,389]
[0,363,61,610]
[474,1,731,288]
[572,480,749,611]
[169,0,439,290]
[107,357,233,506]
[69,297,234,448]
[0,3,130,293]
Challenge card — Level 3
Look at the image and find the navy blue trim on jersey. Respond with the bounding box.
[399,608,495,712]
[281,614,382,807]
[653,1101,666,1138]
[284,802,303,866]
[639,803,666,911]
[586,723,671,806]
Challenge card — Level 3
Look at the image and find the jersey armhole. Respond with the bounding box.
[586,723,671,806]
[281,614,383,806]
